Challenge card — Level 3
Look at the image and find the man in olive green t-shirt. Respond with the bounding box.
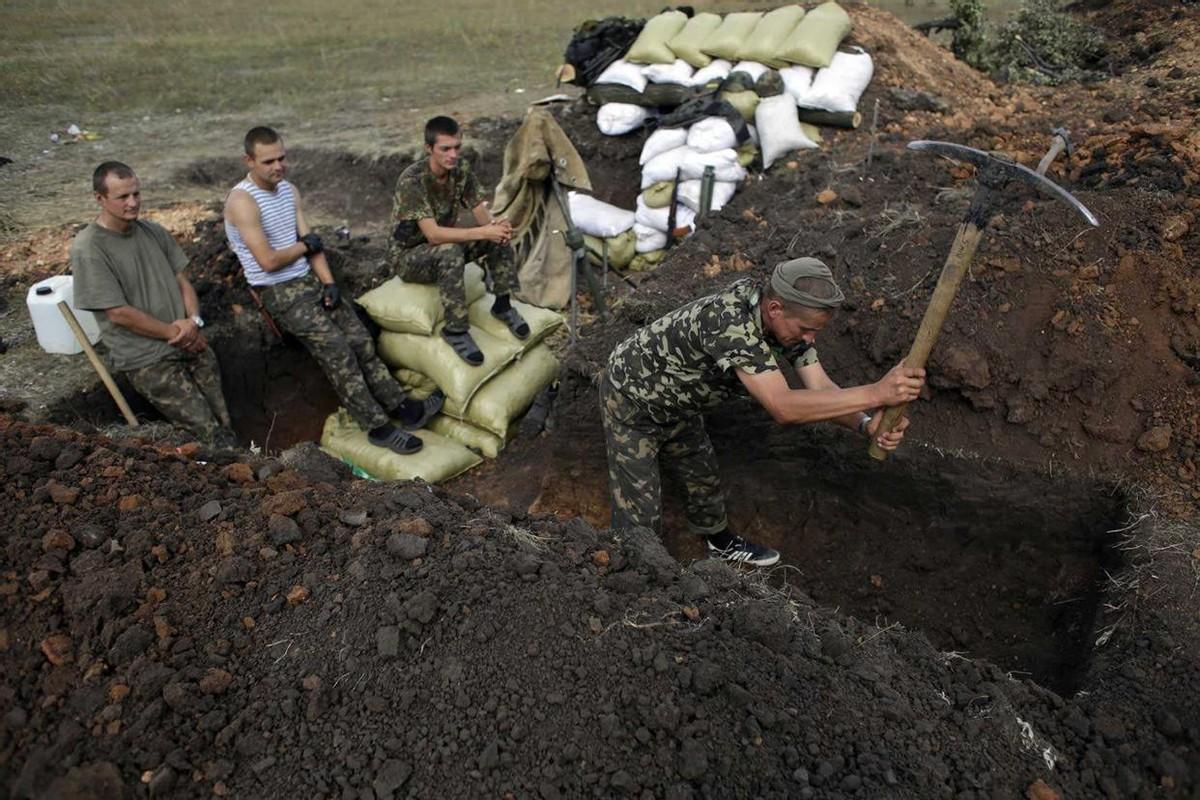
[72,161,235,446]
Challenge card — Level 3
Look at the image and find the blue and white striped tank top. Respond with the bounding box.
[226,178,310,287]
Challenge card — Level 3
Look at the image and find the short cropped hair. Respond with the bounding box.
[244,126,282,156]
[424,116,460,146]
[93,161,136,195]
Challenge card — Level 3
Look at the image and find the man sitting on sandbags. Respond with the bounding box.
[72,161,237,448]
[224,126,442,455]
[389,116,529,366]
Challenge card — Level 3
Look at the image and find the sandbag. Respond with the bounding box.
[641,180,675,208]
[686,116,738,152]
[377,326,521,409]
[719,88,760,122]
[701,12,762,61]
[680,148,747,183]
[583,231,636,270]
[567,191,636,237]
[586,83,695,108]
[803,48,874,113]
[356,264,486,335]
[320,409,481,483]
[628,250,667,272]
[597,103,651,136]
[781,65,816,105]
[467,295,563,351]
[778,1,851,68]
[676,179,738,213]
[688,59,733,87]
[635,196,696,234]
[642,59,694,85]
[625,10,688,64]
[641,145,693,186]
[634,223,668,253]
[639,128,688,165]
[736,142,758,167]
[801,122,823,145]
[393,367,439,398]
[426,415,504,459]
[736,5,806,68]
[667,13,722,67]
[450,344,560,439]
[755,94,819,169]
[730,60,769,83]
[595,58,647,92]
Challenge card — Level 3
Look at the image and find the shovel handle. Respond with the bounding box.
[868,221,985,460]
[57,301,140,428]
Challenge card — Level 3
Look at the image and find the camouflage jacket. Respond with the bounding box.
[390,158,483,249]
[606,278,819,423]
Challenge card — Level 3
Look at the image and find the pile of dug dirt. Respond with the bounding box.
[1,417,1195,799]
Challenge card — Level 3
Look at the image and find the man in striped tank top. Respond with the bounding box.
[224,127,441,455]
[389,116,529,366]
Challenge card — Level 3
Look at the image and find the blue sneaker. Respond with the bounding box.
[706,534,780,568]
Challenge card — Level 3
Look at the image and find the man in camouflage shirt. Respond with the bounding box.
[389,115,529,366]
[601,258,925,567]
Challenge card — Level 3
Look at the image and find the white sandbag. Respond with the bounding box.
[688,59,733,87]
[635,196,696,234]
[642,59,694,85]
[356,263,486,335]
[680,148,747,183]
[633,223,668,253]
[567,191,636,237]
[676,179,738,213]
[595,59,647,92]
[803,48,874,113]
[781,65,816,105]
[640,145,695,186]
[755,94,819,169]
[686,116,739,153]
[730,60,769,83]
[639,127,688,165]
[747,124,759,145]
[597,103,650,136]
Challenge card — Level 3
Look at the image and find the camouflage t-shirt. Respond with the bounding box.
[606,278,819,423]
[390,157,483,249]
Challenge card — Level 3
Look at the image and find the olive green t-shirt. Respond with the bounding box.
[71,220,188,371]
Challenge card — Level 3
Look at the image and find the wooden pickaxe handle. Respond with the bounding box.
[867,221,985,460]
[57,301,140,428]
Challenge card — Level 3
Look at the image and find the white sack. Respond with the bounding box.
[730,60,769,82]
[642,58,695,85]
[633,223,668,253]
[676,179,738,213]
[680,148,747,183]
[641,145,695,187]
[567,192,636,238]
[595,59,647,92]
[597,103,650,136]
[686,116,739,153]
[639,127,688,165]
[689,59,733,87]
[635,195,696,233]
[755,94,819,169]
[780,65,815,105]
[747,124,759,145]
[802,48,874,113]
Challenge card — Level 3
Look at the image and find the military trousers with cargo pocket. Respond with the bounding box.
[599,370,728,537]
[124,347,232,442]
[258,273,408,432]
[394,240,518,334]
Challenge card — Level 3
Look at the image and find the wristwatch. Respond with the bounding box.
[191,315,205,328]
[857,414,872,436]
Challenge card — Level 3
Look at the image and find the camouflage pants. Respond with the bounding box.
[258,273,407,431]
[124,347,232,442]
[599,372,728,537]
[395,240,518,334]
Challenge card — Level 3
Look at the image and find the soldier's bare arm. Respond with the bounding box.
[417,216,511,246]
[471,202,512,238]
[796,361,871,431]
[293,192,335,285]
[104,305,182,343]
[169,274,206,353]
[224,190,308,272]
[738,362,924,425]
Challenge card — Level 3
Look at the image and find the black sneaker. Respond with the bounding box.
[397,389,445,431]
[490,305,530,340]
[706,534,780,568]
[367,424,423,455]
[442,329,484,366]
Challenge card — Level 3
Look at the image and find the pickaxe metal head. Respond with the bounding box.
[908,139,1098,227]
[1050,126,1073,158]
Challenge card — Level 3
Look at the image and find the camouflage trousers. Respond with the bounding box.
[599,371,728,537]
[124,347,232,442]
[394,240,518,334]
[258,273,407,431]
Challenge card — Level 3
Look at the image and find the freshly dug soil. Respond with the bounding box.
[0,418,1195,799]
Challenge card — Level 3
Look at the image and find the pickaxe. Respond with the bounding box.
[867,140,1099,461]
[1036,127,1072,176]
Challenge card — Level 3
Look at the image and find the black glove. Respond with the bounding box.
[300,232,324,256]
[320,282,341,310]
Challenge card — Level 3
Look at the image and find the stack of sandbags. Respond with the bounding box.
[568,192,637,271]
[320,409,482,483]
[339,273,564,479]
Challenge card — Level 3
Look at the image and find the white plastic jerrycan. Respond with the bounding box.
[26,275,101,355]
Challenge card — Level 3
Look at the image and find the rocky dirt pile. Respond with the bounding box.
[0,417,1196,799]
